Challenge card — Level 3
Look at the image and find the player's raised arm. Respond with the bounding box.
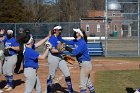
[35,31,51,48]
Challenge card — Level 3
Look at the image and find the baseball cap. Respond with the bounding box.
[53,26,62,30]
[7,30,13,34]
[73,28,83,37]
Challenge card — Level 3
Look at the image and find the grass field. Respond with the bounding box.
[93,57,140,93]
[94,70,140,93]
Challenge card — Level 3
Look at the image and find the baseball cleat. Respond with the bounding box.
[4,85,9,89]
[4,87,12,92]
[134,89,140,93]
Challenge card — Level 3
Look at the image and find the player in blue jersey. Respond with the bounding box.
[19,33,51,93]
[46,25,73,93]
[0,30,20,92]
[59,28,95,93]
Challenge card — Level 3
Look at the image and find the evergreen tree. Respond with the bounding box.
[0,0,24,22]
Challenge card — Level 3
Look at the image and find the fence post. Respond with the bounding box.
[14,23,17,38]
[138,0,140,57]
[105,0,108,57]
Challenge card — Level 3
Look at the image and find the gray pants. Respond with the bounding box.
[47,53,70,79]
[0,60,3,75]
[24,68,42,93]
[80,61,93,90]
[3,55,17,76]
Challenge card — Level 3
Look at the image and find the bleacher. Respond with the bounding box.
[87,42,104,56]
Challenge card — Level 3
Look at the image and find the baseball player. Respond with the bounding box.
[0,30,4,75]
[0,30,20,91]
[0,29,5,93]
[14,28,25,74]
[59,28,95,93]
[47,25,73,93]
[20,33,51,93]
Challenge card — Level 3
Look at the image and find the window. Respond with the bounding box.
[97,24,100,32]
[86,24,90,32]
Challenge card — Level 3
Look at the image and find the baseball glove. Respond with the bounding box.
[45,41,52,49]
[62,55,75,65]
[57,42,65,52]
[3,48,11,56]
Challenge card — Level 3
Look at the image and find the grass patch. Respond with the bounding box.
[94,70,140,93]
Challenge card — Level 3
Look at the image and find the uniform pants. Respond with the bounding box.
[24,68,41,93]
[80,61,94,90]
[0,60,3,75]
[3,55,17,76]
[47,53,70,79]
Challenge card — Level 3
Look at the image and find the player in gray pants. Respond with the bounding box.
[0,49,4,75]
[0,30,20,92]
[47,26,73,93]
[0,29,5,75]
[18,32,51,93]
[59,28,95,93]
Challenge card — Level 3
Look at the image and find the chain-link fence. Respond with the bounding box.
[0,0,139,57]
[104,0,140,57]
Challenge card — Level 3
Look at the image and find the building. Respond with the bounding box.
[80,10,123,37]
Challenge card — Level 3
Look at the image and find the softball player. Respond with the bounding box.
[47,26,73,93]
[59,28,95,93]
[22,34,50,93]
[0,29,5,93]
[0,44,4,75]
[0,30,20,91]
[14,28,25,74]
[0,39,4,75]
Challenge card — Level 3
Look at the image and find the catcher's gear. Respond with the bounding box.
[0,50,4,60]
[45,41,52,49]
[57,42,65,52]
[62,54,75,65]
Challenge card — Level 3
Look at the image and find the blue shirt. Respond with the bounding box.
[23,47,39,69]
[49,35,63,57]
[3,37,19,56]
[59,37,91,63]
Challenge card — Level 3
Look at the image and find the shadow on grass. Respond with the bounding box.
[126,87,135,93]
[52,83,78,93]
[0,79,24,89]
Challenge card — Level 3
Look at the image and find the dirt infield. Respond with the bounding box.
[0,58,140,93]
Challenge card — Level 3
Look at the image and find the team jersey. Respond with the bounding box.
[3,37,19,56]
[23,47,39,69]
[59,37,91,63]
[49,35,63,57]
